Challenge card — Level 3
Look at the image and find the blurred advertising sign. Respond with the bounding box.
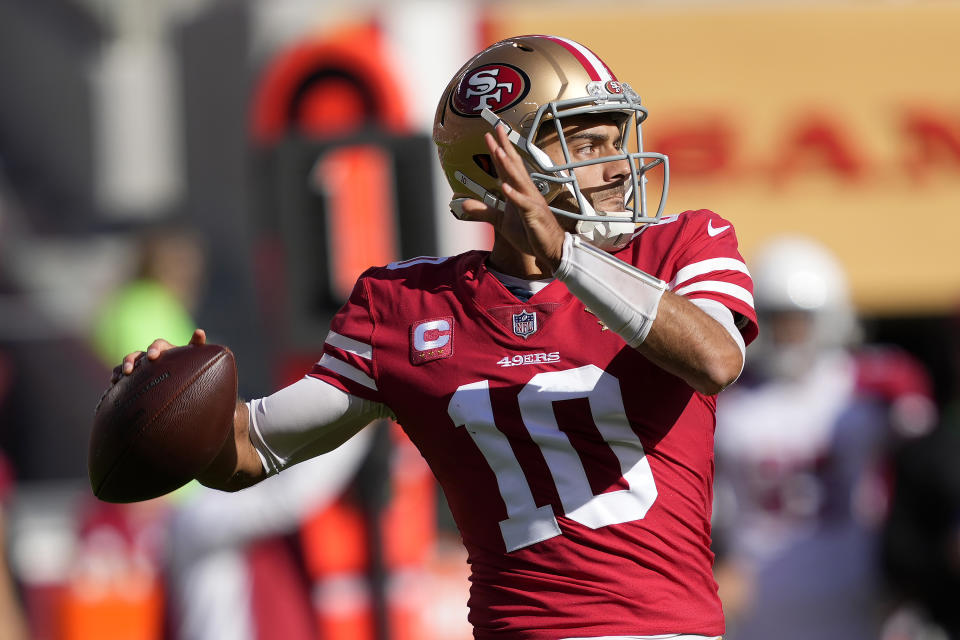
[485,4,960,314]
[250,23,437,349]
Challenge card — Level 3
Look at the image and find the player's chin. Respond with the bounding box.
[594,199,628,214]
[585,188,627,214]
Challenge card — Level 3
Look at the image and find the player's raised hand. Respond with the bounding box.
[114,329,207,381]
[459,124,566,273]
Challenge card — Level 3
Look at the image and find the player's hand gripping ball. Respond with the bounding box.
[89,343,237,503]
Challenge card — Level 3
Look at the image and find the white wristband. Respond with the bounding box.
[555,233,666,347]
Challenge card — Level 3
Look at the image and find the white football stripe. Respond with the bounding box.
[325,331,372,360]
[670,258,750,289]
[550,36,614,82]
[318,354,378,391]
[674,281,755,308]
[386,255,450,270]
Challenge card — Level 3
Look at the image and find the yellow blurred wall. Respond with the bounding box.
[485,2,960,314]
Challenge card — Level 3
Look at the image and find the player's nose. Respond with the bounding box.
[603,153,631,183]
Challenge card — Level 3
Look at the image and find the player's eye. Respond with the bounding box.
[573,142,597,156]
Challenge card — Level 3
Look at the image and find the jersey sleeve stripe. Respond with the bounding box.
[386,255,450,270]
[674,280,755,307]
[318,353,378,391]
[325,330,373,360]
[669,258,750,289]
[691,298,746,361]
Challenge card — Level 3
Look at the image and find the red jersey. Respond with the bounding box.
[310,209,757,639]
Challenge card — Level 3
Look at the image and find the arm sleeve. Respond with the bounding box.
[248,376,389,475]
[555,232,666,347]
[554,228,748,363]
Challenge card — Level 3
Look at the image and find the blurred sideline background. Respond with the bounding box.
[1,0,959,638]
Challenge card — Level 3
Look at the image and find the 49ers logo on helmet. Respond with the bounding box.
[605,81,624,94]
[450,64,529,117]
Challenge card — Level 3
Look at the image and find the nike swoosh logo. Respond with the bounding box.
[707,220,731,237]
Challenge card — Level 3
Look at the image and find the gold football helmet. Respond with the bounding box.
[433,34,669,250]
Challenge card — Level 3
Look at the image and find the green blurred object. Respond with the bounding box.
[92,279,195,366]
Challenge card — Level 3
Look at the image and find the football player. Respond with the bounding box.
[119,35,757,639]
[712,236,936,640]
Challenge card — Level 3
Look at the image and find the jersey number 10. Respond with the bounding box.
[448,365,658,552]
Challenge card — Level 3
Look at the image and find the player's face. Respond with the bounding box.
[537,114,631,215]
[764,310,813,347]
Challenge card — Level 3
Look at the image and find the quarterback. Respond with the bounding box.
[120,35,757,639]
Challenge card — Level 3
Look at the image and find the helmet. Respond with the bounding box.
[748,235,860,379]
[432,34,669,251]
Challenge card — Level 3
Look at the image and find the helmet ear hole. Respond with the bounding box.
[472,154,498,178]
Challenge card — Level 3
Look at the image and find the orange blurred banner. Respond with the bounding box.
[485,3,960,314]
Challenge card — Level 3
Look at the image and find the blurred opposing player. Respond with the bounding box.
[712,236,936,640]
[116,35,757,638]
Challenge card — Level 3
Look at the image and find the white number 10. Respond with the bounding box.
[447,365,658,552]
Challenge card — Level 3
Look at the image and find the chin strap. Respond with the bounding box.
[448,193,504,221]
[574,217,637,252]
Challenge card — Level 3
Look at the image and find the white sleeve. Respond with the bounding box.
[166,378,386,572]
[247,376,390,475]
[555,232,747,377]
[554,232,666,347]
[690,298,747,378]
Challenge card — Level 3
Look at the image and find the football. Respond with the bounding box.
[89,343,237,503]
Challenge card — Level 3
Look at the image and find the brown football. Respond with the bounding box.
[89,343,237,503]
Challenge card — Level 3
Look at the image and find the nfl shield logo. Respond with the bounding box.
[512,310,538,339]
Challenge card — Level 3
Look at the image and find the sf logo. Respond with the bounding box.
[465,68,514,112]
